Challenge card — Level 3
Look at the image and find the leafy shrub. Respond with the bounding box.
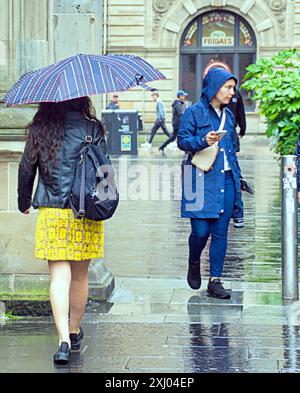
[242,49,300,156]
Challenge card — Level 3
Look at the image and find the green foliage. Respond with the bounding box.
[5,312,22,320]
[242,49,300,156]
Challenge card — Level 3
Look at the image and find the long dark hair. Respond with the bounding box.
[26,97,105,180]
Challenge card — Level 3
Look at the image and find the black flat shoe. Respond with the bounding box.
[53,342,71,365]
[207,279,231,299]
[70,326,84,351]
[187,261,201,290]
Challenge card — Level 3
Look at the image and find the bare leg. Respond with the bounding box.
[69,260,91,334]
[48,261,72,346]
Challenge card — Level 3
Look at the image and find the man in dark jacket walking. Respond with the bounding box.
[159,90,188,154]
[226,88,246,153]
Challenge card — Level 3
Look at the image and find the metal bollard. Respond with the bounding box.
[281,155,299,301]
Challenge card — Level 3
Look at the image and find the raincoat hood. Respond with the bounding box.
[201,68,238,106]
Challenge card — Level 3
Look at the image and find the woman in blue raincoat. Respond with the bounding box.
[177,67,243,299]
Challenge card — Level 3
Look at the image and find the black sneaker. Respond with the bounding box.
[207,279,231,299]
[233,218,244,228]
[187,261,201,290]
[70,326,84,351]
[53,342,71,364]
[158,147,165,155]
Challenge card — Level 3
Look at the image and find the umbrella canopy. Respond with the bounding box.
[4,54,166,107]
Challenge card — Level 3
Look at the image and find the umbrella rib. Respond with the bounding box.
[22,56,74,104]
[25,55,81,104]
[108,55,162,82]
[45,56,85,102]
[100,58,140,89]
[77,56,90,97]
[70,62,81,99]
[86,57,98,94]
[108,63,144,90]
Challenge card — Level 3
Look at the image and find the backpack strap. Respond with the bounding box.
[78,149,87,217]
[85,119,94,143]
[73,121,95,218]
[70,146,88,219]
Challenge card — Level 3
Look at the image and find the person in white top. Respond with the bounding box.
[178,67,244,300]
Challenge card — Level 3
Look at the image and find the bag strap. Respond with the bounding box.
[70,121,96,219]
[76,122,94,218]
[218,110,226,132]
[85,119,94,143]
[70,147,87,219]
[214,109,226,147]
[189,109,227,158]
[79,150,87,216]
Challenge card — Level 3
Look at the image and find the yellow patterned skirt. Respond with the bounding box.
[35,208,104,261]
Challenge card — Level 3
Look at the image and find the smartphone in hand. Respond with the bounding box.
[215,130,227,137]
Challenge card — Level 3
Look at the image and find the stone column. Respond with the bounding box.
[0,0,114,308]
[0,0,51,148]
[53,0,104,116]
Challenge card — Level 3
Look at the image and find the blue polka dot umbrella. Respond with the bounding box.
[4,54,166,106]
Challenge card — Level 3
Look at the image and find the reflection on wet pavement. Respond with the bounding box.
[1,138,300,373]
[1,314,300,373]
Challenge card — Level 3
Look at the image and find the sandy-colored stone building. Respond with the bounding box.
[105,0,300,133]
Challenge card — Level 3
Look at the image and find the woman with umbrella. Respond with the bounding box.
[18,97,106,364]
[6,54,165,364]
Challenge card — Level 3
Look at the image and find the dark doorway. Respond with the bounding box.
[180,10,256,110]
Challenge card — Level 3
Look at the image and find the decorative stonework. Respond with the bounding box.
[153,0,171,13]
[268,0,287,12]
[153,0,176,38]
[267,0,287,31]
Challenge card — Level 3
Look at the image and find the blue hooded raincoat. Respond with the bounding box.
[178,68,243,219]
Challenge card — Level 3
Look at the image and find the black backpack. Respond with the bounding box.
[69,122,119,221]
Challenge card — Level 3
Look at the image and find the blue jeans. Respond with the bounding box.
[188,170,236,277]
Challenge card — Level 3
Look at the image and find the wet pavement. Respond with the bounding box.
[1,136,300,373]
[105,137,285,282]
[1,280,300,373]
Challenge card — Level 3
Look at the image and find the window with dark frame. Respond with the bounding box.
[180,10,256,111]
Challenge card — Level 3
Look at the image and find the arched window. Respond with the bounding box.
[180,11,256,110]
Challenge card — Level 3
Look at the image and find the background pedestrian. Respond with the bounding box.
[106,94,120,110]
[141,91,171,149]
[226,88,246,153]
[159,89,188,154]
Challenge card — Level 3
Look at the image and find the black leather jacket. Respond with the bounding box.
[17,111,107,213]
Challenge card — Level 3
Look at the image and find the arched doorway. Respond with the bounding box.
[180,10,256,110]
